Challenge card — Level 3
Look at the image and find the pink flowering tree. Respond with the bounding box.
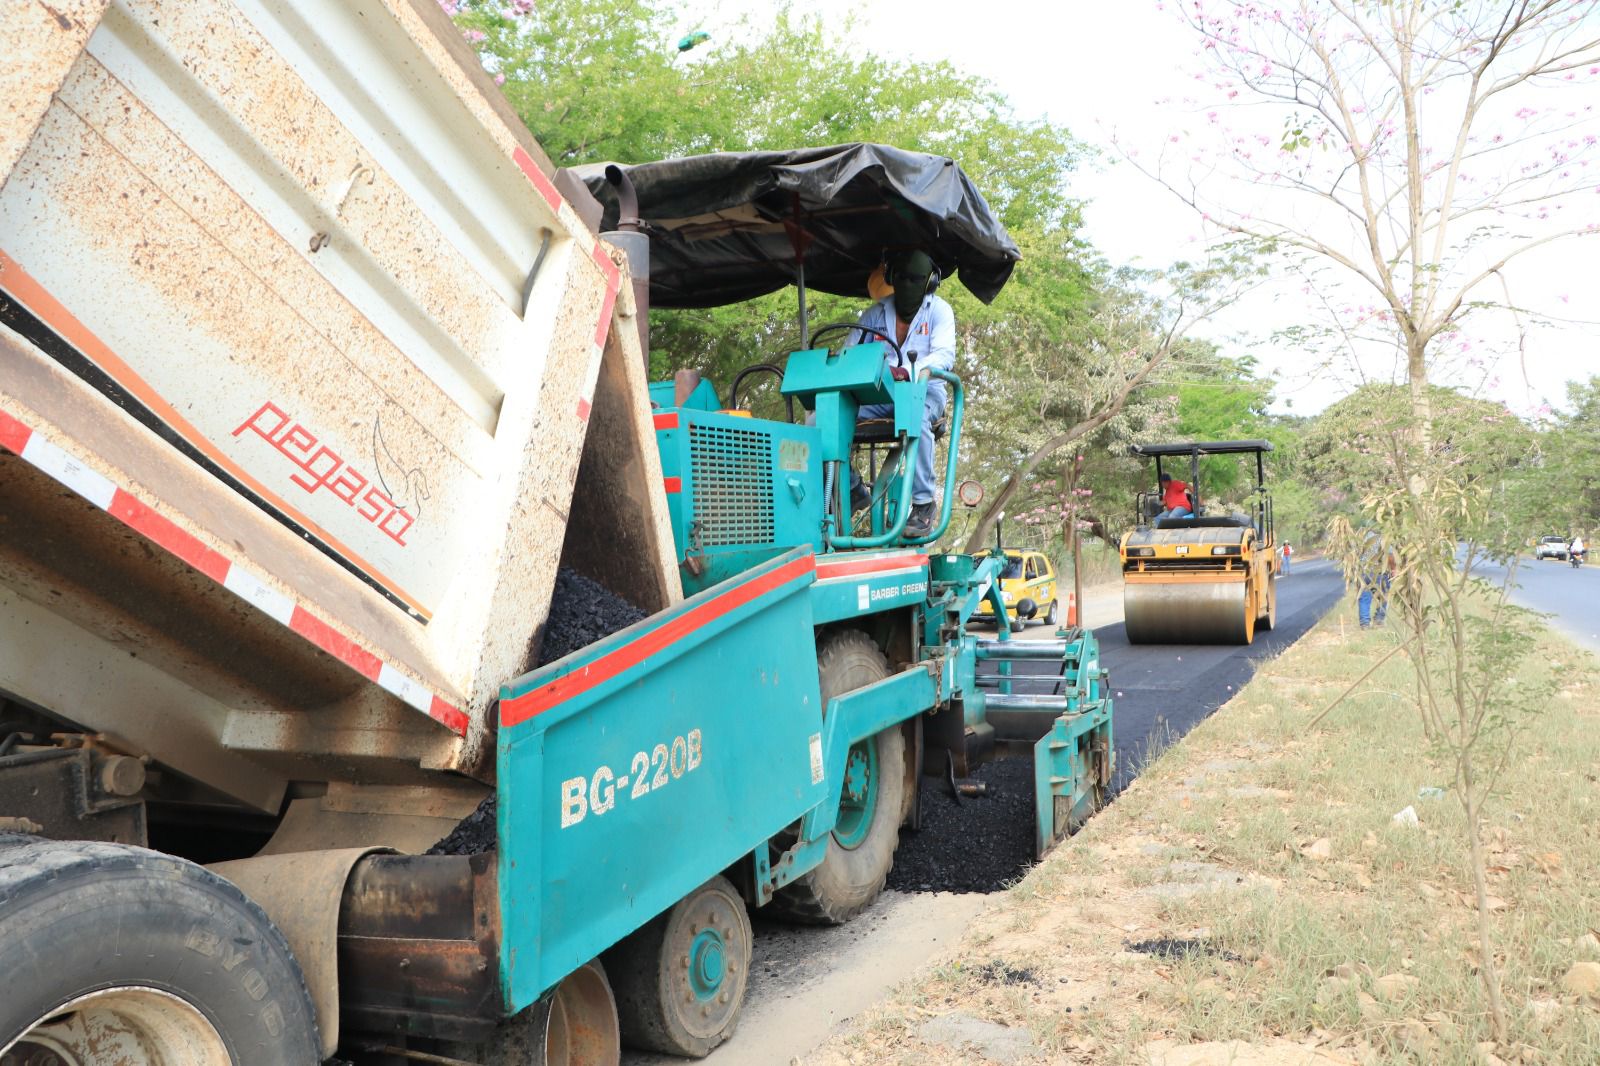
[1137,1,1600,450]
[1140,5,1600,1048]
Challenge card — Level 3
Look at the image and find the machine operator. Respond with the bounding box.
[1155,472,1193,522]
[851,249,955,537]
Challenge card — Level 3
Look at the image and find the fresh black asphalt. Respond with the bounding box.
[889,559,1347,892]
[1091,558,1346,793]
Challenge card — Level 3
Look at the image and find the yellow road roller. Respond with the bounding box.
[1119,440,1278,645]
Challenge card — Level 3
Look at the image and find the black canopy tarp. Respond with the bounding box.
[569,144,1019,309]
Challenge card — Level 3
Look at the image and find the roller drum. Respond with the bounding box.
[1124,579,1253,645]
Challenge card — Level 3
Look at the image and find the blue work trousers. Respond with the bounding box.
[1358,573,1391,626]
[856,381,948,505]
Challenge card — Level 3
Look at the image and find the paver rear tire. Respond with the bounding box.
[768,631,906,926]
[0,836,319,1065]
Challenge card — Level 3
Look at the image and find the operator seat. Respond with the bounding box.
[853,415,947,444]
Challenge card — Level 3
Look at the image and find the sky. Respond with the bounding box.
[685,0,1600,417]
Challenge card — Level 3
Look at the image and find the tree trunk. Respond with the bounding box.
[1407,334,1432,454]
[1460,761,1508,1044]
[963,347,1170,552]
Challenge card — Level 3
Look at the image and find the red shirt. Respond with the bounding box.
[1162,479,1190,511]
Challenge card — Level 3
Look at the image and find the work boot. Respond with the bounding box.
[851,482,872,513]
[904,500,937,537]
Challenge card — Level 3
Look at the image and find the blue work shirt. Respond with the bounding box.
[852,293,957,381]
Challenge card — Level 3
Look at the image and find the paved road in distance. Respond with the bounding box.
[1000,558,1347,792]
[1470,552,1600,657]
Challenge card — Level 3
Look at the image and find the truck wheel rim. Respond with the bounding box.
[667,881,747,1041]
[5,987,230,1066]
[833,739,878,849]
[546,960,619,1066]
[688,928,727,1001]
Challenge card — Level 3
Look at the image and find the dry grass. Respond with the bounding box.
[802,600,1600,1066]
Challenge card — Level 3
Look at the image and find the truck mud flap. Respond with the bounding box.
[495,547,825,1012]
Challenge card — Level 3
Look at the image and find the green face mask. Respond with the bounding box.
[891,250,935,322]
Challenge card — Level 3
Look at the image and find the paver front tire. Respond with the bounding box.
[0,836,319,1066]
[769,631,907,925]
[606,876,751,1057]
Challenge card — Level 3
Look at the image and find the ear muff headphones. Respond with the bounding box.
[884,253,942,297]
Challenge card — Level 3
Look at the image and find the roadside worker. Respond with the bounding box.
[850,249,955,537]
[1281,541,1293,575]
[1357,532,1396,628]
[1155,472,1193,522]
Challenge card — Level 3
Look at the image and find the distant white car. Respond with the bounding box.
[1534,535,1569,561]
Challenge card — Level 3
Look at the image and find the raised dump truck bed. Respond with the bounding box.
[0,0,678,820]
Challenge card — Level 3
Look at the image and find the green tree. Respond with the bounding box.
[446,0,1089,393]
[1299,384,1538,523]
[1531,377,1600,537]
[959,248,1263,553]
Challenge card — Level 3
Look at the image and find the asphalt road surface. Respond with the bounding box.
[1014,558,1347,792]
[1471,552,1600,657]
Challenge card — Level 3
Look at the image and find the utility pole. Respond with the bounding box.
[1069,455,1083,630]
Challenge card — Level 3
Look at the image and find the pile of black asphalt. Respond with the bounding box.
[427,569,647,857]
[535,568,648,667]
[887,755,1036,894]
[425,795,499,858]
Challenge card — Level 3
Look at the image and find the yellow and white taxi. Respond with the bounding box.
[973,549,1059,630]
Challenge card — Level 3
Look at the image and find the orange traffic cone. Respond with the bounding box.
[1067,591,1078,627]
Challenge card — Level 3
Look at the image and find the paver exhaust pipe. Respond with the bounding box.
[604,164,650,366]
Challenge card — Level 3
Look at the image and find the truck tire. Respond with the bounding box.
[769,631,906,925]
[605,875,751,1057]
[439,959,619,1066]
[0,836,319,1065]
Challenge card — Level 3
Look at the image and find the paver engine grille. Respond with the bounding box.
[689,423,775,547]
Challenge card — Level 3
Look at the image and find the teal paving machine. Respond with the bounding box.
[489,147,1114,1062]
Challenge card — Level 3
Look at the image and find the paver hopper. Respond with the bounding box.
[1119,441,1278,645]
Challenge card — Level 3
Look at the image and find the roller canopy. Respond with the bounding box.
[1132,440,1274,457]
[569,144,1020,308]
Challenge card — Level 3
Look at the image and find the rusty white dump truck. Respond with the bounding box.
[0,3,1115,1064]
[2,1,684,1061]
